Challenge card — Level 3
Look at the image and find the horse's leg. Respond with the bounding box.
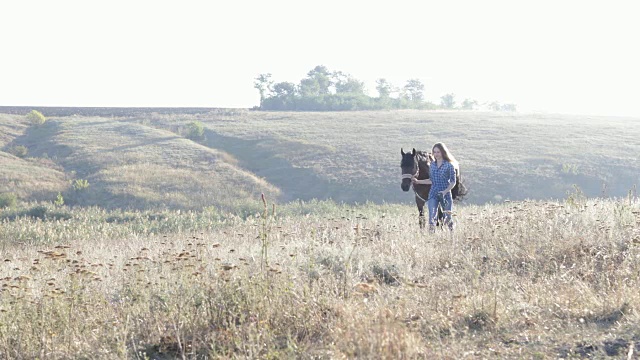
[417,197,425,229]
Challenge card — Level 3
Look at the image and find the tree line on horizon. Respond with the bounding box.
[254,65,517,112]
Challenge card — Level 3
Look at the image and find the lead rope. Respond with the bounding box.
[402,169,427,203]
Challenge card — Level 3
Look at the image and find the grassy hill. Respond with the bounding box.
[150,110,640,205]
[1,113,279,211]
[1,109,639,210]
[0,115,68,201]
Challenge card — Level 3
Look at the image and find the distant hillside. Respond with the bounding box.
[0,106,240,117]
[149,110,640,204]
[1,113,278,211]
[0,115,68,201]
[1,110,638,209]
[0,152,68,201]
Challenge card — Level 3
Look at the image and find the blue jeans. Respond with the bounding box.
[428,192,453,230]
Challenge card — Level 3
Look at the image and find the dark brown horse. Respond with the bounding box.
[400,148,443,228]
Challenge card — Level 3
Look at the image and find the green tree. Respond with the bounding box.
[461,98,478,110]
[403,79,425,102]
[261,82,298,110]
[333,72,365,94]
[299,65,332,96]
[254,73,273,105]
[489,101,502,111]
[27,110,46,126]
[299,78,321,97]
[440,93,456,109]
[254,67,464,111]
[376,78,393,98]
[501,103,517,112]
[273,82,297,97]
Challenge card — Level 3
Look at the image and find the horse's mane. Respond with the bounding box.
[415,150,434,166]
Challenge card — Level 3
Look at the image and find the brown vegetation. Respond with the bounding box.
[1,198,639,358]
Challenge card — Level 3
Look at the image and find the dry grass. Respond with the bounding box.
[0,114,31,147]
[0,152,68,201]
[146,110,640,205]
[1,116,278,210]
[1,197,639,358]
[0,114,69,201]
[2,110,639,209]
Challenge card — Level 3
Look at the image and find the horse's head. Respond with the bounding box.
[400,148,417,191]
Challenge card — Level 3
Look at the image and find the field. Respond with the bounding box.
[0,112,278,212]
[150,110,640,205]
[1,109,639,209]
[1,108,640,358]
[1,197,640,358]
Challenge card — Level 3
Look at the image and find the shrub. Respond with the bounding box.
[8,145,28,158]
[566,184,587,207]
[105,213,140,224]
[185,121,205,140]
[54,192,64,207]
[26,110,46,126]
[25,205,48,219]
[23,204,72,221]
[0,193,18,208]
[371,263,401,285]
[72,179,90,191]
[561,163,580,175]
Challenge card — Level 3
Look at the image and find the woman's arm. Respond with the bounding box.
[412,178,432,185]
[439,164,457,194]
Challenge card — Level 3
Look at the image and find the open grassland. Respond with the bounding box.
[0,115,69,201]
[2,110,639,210]
[148,110,640,205]
[0,115,27,148]
[0,152,67,201]
[1,113,278,211]
[1,197,639,359]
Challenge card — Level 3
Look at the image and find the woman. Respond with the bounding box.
[412,142,458,231]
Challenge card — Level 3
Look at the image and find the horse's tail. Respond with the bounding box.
[452,167,468,200]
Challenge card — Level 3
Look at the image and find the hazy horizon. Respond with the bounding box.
[1,0,639,117]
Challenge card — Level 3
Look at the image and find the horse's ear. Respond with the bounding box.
[412,148,416,156]
[401,148,405,155]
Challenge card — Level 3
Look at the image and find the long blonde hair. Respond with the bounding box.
[432,142,459,170]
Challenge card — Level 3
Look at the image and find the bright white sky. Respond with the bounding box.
[1,0,639,116]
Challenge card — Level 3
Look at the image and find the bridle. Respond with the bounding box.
[402,161,427,203]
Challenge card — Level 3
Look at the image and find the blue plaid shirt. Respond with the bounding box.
[428,160,456,200]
